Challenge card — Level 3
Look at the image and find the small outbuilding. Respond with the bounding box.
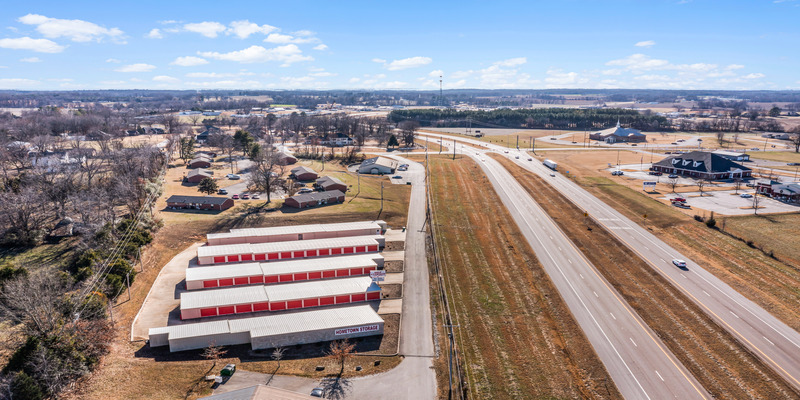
[358,156,397,175]
[284,190,345,209]
[166,195,234,211]
[711,150,750,162]
[290,166,318,181]
[186,169,214,183]
[315,176,348,192]
[187,156,212,169]
[277,152,297,165]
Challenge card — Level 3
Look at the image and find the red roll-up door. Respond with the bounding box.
[203,280,218,288]
[235,304,253,313]
[364,266,375,273]
[268,253,279,260]
[214,256,225,263]
[336,269,350,277]
[226,255,240,263]
[254,253,266,261]
[293,251,304,258]
[234,277,249,285]
[241,254,253,261]
[343,247,354,254]
[355,246,366,253]
[367,291,381,300]
[351,293,366,302]
[264,275,279,284]
[307,249,318,257]
[335,295,351,304]
[280,252,292,259]
[319,296,335,306]
[319,248,330,256]
[303,298,319,307]
[249,275,264,284]
[270,302,286,311]
[218,306,235,315]
[293,273,308,281]
[331,248,342,255]
[368,245,378,252]
[279,274,293,283]
[218,278,233,287]
[350,267,363,275]
[322,270,335,278]
[308,271,322,280]
[253,302,270,311]
[286,300,303,309]
[200,308,217,317]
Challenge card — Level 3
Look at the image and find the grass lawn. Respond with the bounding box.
[750,151,800,164]
[722,213,800,266]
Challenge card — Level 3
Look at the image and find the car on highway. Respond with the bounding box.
[226,174,241,180]
[550,173,556,177]
[740,193,753,198]
[217,188,228,195]
[515,155,519,159]
[671,142,678,145]
[668,174,678,178]
[788,162,800,166]
[392,175,403,179]
[672,259,687,269]
[503,150,509,153]
[550,137,557,140]
[750,148,760,151]
[241,193,250,199]
[527,158,532,161]
[231,194,239,200]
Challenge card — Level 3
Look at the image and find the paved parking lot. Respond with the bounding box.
[661,190,800,215]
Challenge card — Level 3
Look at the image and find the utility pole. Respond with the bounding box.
[138,248,144,272]
[380,182,384,212]
[357,172,361,196]
[617,149,621,171]
[453,139,456,160]
[532,137,535,154]
[126,272,131,301]
[516,135,519,149]
[439,75,443,108]
[764,137,768,152]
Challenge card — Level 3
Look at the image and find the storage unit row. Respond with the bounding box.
[196,235,384,265]
[206,220,386,246]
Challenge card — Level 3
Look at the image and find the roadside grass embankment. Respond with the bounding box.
[494,154,800,399]
[427,154,621,399]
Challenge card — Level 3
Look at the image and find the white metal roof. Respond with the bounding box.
[197,236,381,259]
[186,254,382,283]
[208,220,381,241]
[151,304,382,341]
[181,276,377,310]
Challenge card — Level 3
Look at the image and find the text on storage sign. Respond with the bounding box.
[370,270,386,282]
[335,324,381,336]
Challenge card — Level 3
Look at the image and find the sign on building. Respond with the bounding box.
[335,324,381,336]
[643,181,657,192]
[370,270,386,282]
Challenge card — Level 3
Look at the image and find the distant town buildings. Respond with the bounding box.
[589,121,647,143]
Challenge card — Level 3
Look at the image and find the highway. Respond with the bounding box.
[421,132,800,393]
[441,143,709,399]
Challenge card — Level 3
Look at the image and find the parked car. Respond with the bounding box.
[392,175,403,179]
[220,364,236,377]
[310,387,324,397]
[788,162,800,166]
[750,148,760,151]
[218,189,228,195]
[251,194,260,199]
[231,194,239,200]
[631,143,638,146]
[226,174,241,180]
[672,259,687,268]
[611,170,624,176]
[668,174,678,178]
[398,166,408,171]
[671,142,678,145]
[297,188,313,194]
[740,193,753,198]
[241,193,250,199]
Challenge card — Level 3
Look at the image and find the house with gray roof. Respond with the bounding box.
[590,121,647,143]
[651,151,752,180]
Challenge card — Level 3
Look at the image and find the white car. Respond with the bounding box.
[226,174,241,180]
[740,193,753,198]
[504,150,509,153]
[515,155,519,159]
[672,259,687,268]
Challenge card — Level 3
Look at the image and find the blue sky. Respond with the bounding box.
[0,0,798,91]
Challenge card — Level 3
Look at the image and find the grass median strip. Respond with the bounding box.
[427,154,620,399]
[494,154,800,399]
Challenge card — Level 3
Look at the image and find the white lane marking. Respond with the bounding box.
[660,258,665,263]
[681,273,687,279]
[630,338,638,347]
[730,311,739,319]
[579,274,584,279]
[549,235,553,239]
[593,291,599,297]
[764,336,775,346]
[558,246,562,251]
[610,312,617,320]
[568,259,572,264]
[702,290,711,297]
[655,370,664,381]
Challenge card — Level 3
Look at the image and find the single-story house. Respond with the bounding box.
[589,121,647,143]
[196,151,217,158]
[187,156,212,169]
[757,180,800,203]
[290,166,318,181]
[321,133,355,147]
[712,150,750,162]
[186,169,214,183]
[277,152,297,165]
[195,126,221,143]
[284,190,345,209]
[358,156,397,175]
[166,195,234,211]
[315,176,348,192]
[651,151,752,180]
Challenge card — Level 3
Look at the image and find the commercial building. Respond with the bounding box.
[358,156,397,175]
[186,169,213,183]
[712,150,750,162]
[197,235,384,265]
[650,151,752,180]
[206,220,384,246]
[589,121,647,143]
[290,166,318,181]
[185,254,384,290]
[283,190,345,209]
[149,304,384,352]
[315,176,348,192]
[756,180,800,203]
[180,276,381,319]
[166,195,234,211]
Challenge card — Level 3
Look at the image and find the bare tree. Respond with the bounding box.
[0,271,67,337]
[667,177,679,193]
[696,178,709,196]
[752,194,762,215]
[398,120,420,148]
[791,128,800,153]
[188,114,202,126]
[265,347,285,386]
[733,179,743,194]
[326,339,356,375]
[249,149,286,204]
[202,341,228,372]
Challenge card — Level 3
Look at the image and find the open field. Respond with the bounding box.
[722,213,800,267]
[494,154,800,399]
[420,129,581,149]
[545,155,800,336]
[427,154,620,399]
[751,151,800,164]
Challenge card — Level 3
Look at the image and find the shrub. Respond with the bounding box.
[11,371,44,400]
[705,217,717,228]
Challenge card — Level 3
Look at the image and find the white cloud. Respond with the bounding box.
[20,57,42,63]
[0,78,40,88]
[294,30,315,37]
[263,33,318,44]
[105,58,121,63]
[372,58,386,64]
[382,56,432,71]
[726,64,745,70]
[227,20,277,39]
[147,28,163,39]
[170,56,209,66]
[493,57,527,67]
[313,44,328,51]
[18,14,124,42]
[153,75,179,83]
[743,73,765,79]
[634,40,656,48]
[0,37,65,53]
[186,72,235,78]
[115,63,156,72]
[185,79,262,89]
[429,69,443,78]
[199,44,312,66]
[310,71,335,77]
[184,21,227,38]
[606,53,670,71]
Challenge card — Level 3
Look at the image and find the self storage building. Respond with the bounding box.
[197,235,383,265]
[149,304,384,352]
[167,195,234,211]
[283,190,345,209]
[185,254,384,290]
[179,276,381,319]
[206,220,385,246]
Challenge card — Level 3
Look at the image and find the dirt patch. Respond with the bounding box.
[495,154,800,399]
[383,241,405,251]
[379,284,402,299]
[383,260,404,273]
[427,155,621,399]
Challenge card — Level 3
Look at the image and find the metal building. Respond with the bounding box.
[196,236,384,265]
[149,304,384,352]
[180,276,381,319]
[206,220,385,246]
[185,254,384,290]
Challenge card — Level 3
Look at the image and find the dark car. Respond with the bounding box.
[668,174,678,178]
[218,189,228,195]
